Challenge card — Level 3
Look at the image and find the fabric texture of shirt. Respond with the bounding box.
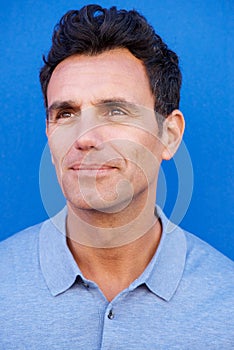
[0,207,233,350]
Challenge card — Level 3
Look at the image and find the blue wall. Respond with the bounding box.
[0,0,233,259]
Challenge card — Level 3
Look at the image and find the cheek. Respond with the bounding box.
[136,145,161,178]
[116,137,161,180]
[47,126,77,165]
[135,134,163,179]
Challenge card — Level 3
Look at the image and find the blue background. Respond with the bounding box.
[0,0,233,259]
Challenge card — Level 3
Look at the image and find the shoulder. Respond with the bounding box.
[182,229,233,300]
[184,230,233,272]
[0,222,44,277]
[0,222,43,254]
[0,221,51,303]
[162,228,234,345]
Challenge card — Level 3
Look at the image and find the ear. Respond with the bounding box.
[161,109,185,160]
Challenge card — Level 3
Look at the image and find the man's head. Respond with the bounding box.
[41,4,184,231]
[40,4,182,126]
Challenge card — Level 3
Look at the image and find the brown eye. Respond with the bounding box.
[108,108,126,116]
[56,111,73,119]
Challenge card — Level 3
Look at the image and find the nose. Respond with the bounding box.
[73,111,103,151]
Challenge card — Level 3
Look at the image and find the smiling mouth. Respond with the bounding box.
[71,163,117,170]
[69,164,118,176]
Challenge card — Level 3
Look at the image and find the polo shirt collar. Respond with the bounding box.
[39,207,81,296]
[142,207,187,301]
[40,206,187,300]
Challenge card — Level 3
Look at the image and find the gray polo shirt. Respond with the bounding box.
[0,208,233,349]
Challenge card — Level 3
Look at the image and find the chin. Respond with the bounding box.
[61,176,137,214]
[65,189,132,214]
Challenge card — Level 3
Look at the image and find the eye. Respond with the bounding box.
[107,108,127,117]
[56,110,74,119]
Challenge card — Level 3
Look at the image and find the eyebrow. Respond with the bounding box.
[94,98,140,111]
[46,100,80,118]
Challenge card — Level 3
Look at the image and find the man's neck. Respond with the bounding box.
[66,197,162,301]
[67,217,161,301]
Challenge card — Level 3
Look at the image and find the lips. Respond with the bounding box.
[67,159,120,172]
[71,163,116,171]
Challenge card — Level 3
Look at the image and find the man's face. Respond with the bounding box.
[46,48,166,214]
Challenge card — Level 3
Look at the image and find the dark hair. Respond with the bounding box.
[40,4,182,125]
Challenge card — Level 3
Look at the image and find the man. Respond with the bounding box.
[0,4,233,349]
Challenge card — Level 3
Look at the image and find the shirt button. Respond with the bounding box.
[108,309,114,320]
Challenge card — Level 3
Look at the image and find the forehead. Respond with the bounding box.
[47,48,154,109]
